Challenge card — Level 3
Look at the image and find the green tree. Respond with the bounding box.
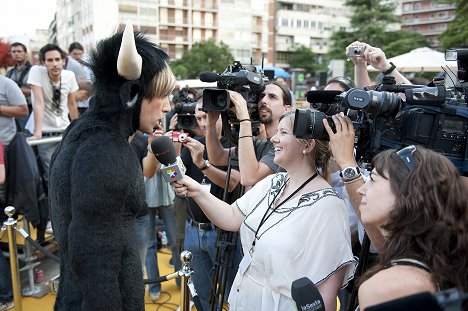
[287,45,319,74]
[440,0,468,48]
[328,0,430,75]
[328,0,398,60]
[170,40,234,79]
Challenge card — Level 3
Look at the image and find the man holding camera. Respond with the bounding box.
[347,41,411,88]
[26,44,78,186]
[206,81,292,186]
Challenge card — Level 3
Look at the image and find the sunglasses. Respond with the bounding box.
[52,85,62,114]
[396,145,416,172]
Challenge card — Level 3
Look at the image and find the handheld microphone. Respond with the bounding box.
[199,71,219,83]
[291,277,325,311]
[150,136,186,182]
[306,90,342,104]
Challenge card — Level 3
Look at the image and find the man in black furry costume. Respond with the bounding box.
[48,23,176,310]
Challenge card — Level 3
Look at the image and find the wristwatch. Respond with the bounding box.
[382,62,396,75]
[199,160,211,171]
[340,166,361,182]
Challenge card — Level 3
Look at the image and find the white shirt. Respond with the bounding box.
[228,172,357,311]
[26,65,78,133]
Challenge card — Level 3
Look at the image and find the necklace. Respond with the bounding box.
[250,171,318,254]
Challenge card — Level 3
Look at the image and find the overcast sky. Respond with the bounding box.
[0,0,56,38]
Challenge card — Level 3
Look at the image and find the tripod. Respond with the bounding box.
[209,146,243,311]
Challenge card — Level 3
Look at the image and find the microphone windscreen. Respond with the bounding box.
[307,90,342,104]
[291,277,325,311]
[365,292,442,311]
[151,136,177,165]
[199,71,219,83]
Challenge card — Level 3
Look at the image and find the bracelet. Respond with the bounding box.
[238,135,253,139]
[238,119,251,123]
[382,62,396,75]
[343,174,364,184]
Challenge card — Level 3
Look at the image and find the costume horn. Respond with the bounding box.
[117,21,142,80]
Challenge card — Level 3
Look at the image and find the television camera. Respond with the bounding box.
[174,87,197,130]
[199,61,269,143]
[295,49,468,175]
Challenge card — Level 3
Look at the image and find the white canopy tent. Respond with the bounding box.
[367,47,458,72]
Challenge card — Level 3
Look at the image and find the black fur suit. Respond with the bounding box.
[48,31,169,311]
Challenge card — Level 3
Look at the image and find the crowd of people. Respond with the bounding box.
[0,24,467,311]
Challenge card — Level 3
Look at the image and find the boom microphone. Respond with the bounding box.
[150,136,186,182]
[199,71,219,83]
[306,90,342,104]
[291,277,325,311]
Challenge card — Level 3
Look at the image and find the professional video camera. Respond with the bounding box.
[174,87,197,130]
[199,61,268,142]
[295,54,468,175]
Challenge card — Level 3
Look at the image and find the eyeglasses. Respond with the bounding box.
[396,145,416,172]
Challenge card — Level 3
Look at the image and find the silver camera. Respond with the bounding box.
[347,45,365,58]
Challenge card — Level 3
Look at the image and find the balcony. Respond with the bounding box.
[402,16,454,26]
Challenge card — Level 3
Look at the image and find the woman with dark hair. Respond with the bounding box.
[356,145,468,309]
[172,109,356,311]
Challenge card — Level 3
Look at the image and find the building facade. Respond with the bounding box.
[400,0,456,48]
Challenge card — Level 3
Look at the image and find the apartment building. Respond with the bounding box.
[400,0,456,48]
[54,0,355,67]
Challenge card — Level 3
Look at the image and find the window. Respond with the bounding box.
[297,20,302,28]
[304,20,309,28]
[282,18,288,27]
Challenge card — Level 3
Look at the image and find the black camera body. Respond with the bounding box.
[297,76,468,175]
[200,61,268,143]
[175,87,197,130]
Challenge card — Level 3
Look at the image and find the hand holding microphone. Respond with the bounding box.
[151,135,186,182]
[150,135,202,197]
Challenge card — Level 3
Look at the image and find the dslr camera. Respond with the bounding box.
[347,45,365,58]
[175,87,197,130]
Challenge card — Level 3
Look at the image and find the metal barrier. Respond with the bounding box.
[1,206,23,311]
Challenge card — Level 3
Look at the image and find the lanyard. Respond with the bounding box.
[250,171,318,253]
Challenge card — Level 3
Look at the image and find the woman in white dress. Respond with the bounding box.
[172,107,356,311]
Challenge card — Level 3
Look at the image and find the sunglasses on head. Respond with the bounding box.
[396,145,416,172]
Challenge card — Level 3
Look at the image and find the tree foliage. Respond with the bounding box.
[440,0,468,48]
[328,0,430,75]
[0,40,13,69]
[287,45,317,74]
[170,40,234,79]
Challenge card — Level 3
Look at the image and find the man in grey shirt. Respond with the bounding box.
[0,76,28,145]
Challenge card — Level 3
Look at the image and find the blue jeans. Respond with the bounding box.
[0,251,12,302]
[135,214,150,272]
[184,221,219,311]
[145,205,180,294]
[37,142,59,186]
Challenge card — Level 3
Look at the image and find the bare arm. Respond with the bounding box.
[317,266,347,311]
[171,176,244,231]
[68,91,79,121]
[205,110,230,166]
[143,127,164,178]
[323,113,385,251]
[347,41,411,88]
[184,137,240,192]
[230,91,274,186]
[0,104,28,118]
[358,266,436,309]
[29,84,45,139]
